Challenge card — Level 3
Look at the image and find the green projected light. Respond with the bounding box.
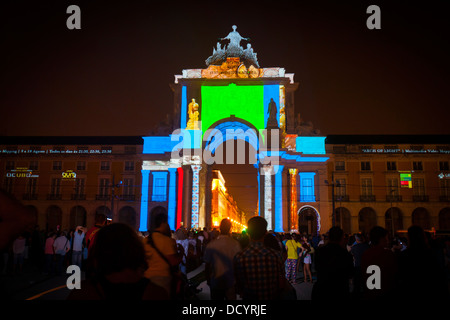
[201,84,265,133]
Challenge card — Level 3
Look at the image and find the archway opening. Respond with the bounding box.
[70,205,87,228]
[412,207,430,230]
[335,207,351,234]
[46,205,62,232]
[95,206,112,224]
[298,206,320,236]
[358,207,377,234]
[385,207,403,235]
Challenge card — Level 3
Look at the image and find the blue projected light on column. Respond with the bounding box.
[274,165,284,232]
[139,170,150,231]
[167,168,177,231]
[299,172,316,202]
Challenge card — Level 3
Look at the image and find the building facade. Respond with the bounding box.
[0,136,143,232]
[325,135,450,235]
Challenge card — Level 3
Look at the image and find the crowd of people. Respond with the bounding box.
[2,203,450,301]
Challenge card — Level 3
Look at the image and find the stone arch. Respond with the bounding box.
[95,205,112,221]
[46,205,62,232]
[385,207,403,234]
[412,207,430,230]
[335,207,351,234]
[70,205,87,228]
[358,207,377,234]
[298,205,321,236]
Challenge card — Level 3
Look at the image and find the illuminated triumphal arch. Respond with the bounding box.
[139,26,331,233]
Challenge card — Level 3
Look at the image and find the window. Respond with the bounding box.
[413,178,425,196]
[440,180,450,196]
[302,178,314,201]
[336,179,347,198]
[361,178,373,196]
[124,161,134,171]
[25,178,38,199]
[361,161,371,171]
[387,178,399,196]
[152,172,168,202]
[335,161,345,171]
[29,161,39,171]
[299,172,316,202]
[413,161,423,171]
[99,179,110,197]
[122,178,134,196]
[77,161,86,171]
[6,161,15,171]
[74,178,85,196]
[100,161,110,171]
[53,161,62,171]
[50,178,61,196]
[439,161,449,171]
[413,178,427,201]
[387,161,397,171]
[440,180,450,200]
[26,178,38,195]
[3,177,13,194]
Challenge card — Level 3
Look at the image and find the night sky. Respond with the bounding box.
[1,1,449,215]
[1,0,450,137]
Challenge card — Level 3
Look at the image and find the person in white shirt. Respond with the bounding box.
[72,226,85,268]
[53,231,70,275]
[203,218,241,300]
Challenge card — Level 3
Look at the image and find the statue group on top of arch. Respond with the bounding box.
[205,25,260,70]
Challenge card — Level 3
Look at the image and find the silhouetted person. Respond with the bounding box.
[350,233,370,299]
[312,226,354,300]
[143,207,183,298]
[397,225,449,300]
[203,218,241,300]
[234,216,285,300]
[361,226,398,300]
[67,223,168,300]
